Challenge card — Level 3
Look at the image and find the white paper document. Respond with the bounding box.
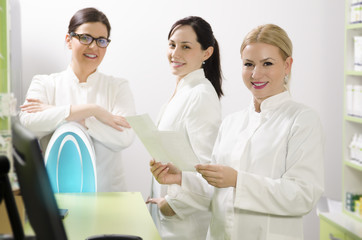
[126,114,199,171]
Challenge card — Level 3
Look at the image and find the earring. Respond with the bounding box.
[284,75,289,84]
[202,61,205,65]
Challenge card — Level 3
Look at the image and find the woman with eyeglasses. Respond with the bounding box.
[19,7,136,192]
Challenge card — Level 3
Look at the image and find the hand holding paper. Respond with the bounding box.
[150,159,182,185]
[126,114,199,171]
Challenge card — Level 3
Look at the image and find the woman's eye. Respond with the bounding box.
[80,35,92,44]
[183,45,190,49]
[169,43,175,48]
[244,63,253,67]
[264,62,273,66]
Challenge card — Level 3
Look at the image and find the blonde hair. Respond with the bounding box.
[240,24,292,60]
[240,24,293,89]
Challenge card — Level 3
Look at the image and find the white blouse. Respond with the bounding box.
[150,69,221,240]
[19,67,136,192]
[208,91,324,240]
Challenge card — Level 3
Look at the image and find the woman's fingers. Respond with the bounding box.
[150,159,156,166]
[20,101,41,109]
[118,116,131,128]
[20,99,53,113]
[149,160,172,184]
[196,164,237,188]
[20,104,43,113]
[151,163,168,179]
[145,196,152,204]
[195,164,217,171]
[25,98,42,103]
[157,167,170,180]
[113,116,131,128]
[105,116,130,132]
[196,164,219,177]
[195,165,218,186]
[145,197,162,205]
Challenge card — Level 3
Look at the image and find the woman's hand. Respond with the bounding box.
[150,159,182,185]
[195,164,238,188]
[77,119,87,129]
[20,98,53,113]
[67,104,131,132]
[94,107,131,131]
[146,197,176,217]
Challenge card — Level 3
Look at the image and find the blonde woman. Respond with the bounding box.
[196,24,324,240]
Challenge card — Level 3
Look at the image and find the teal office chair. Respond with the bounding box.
[44,122,97,193]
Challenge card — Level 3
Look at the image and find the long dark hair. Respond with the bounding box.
[68,8,111,38]
[168,16,223,98]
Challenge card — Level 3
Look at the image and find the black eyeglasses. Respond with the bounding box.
[70,32,111,48]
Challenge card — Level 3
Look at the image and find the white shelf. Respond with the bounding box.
[344,159,362,171]
[341,0,362,228]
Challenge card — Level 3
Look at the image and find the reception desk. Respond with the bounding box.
[25,192,161,240]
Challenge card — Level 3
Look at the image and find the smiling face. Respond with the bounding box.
[241,42,292,108]
[167,25,212,82]
[66,22,108,80]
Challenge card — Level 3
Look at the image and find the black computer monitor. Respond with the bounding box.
[12,120,67,240]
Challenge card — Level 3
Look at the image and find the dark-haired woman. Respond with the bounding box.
[146,16,223,240]
[19,7,136,192]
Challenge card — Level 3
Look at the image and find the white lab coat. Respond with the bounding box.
[19,66,136,192]
[150,69,221,240]
[208,91,324,240]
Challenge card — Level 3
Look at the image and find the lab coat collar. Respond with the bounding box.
[176,68,206,90]
[250,91,291,114]
[66,65,100,84]
[184,68,205,81]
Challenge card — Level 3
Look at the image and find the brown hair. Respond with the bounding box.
[68,8,111,38]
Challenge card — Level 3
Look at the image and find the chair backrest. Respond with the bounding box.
[12,120,67,240]
[44,122,97,193]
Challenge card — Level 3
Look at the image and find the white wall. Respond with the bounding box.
[17,0,345,239]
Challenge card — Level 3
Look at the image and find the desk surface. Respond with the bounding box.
[26,192,161,240]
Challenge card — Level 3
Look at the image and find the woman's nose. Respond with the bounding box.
[88,40,97,49]
[171,46,181,58]
[252,66,263,79]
